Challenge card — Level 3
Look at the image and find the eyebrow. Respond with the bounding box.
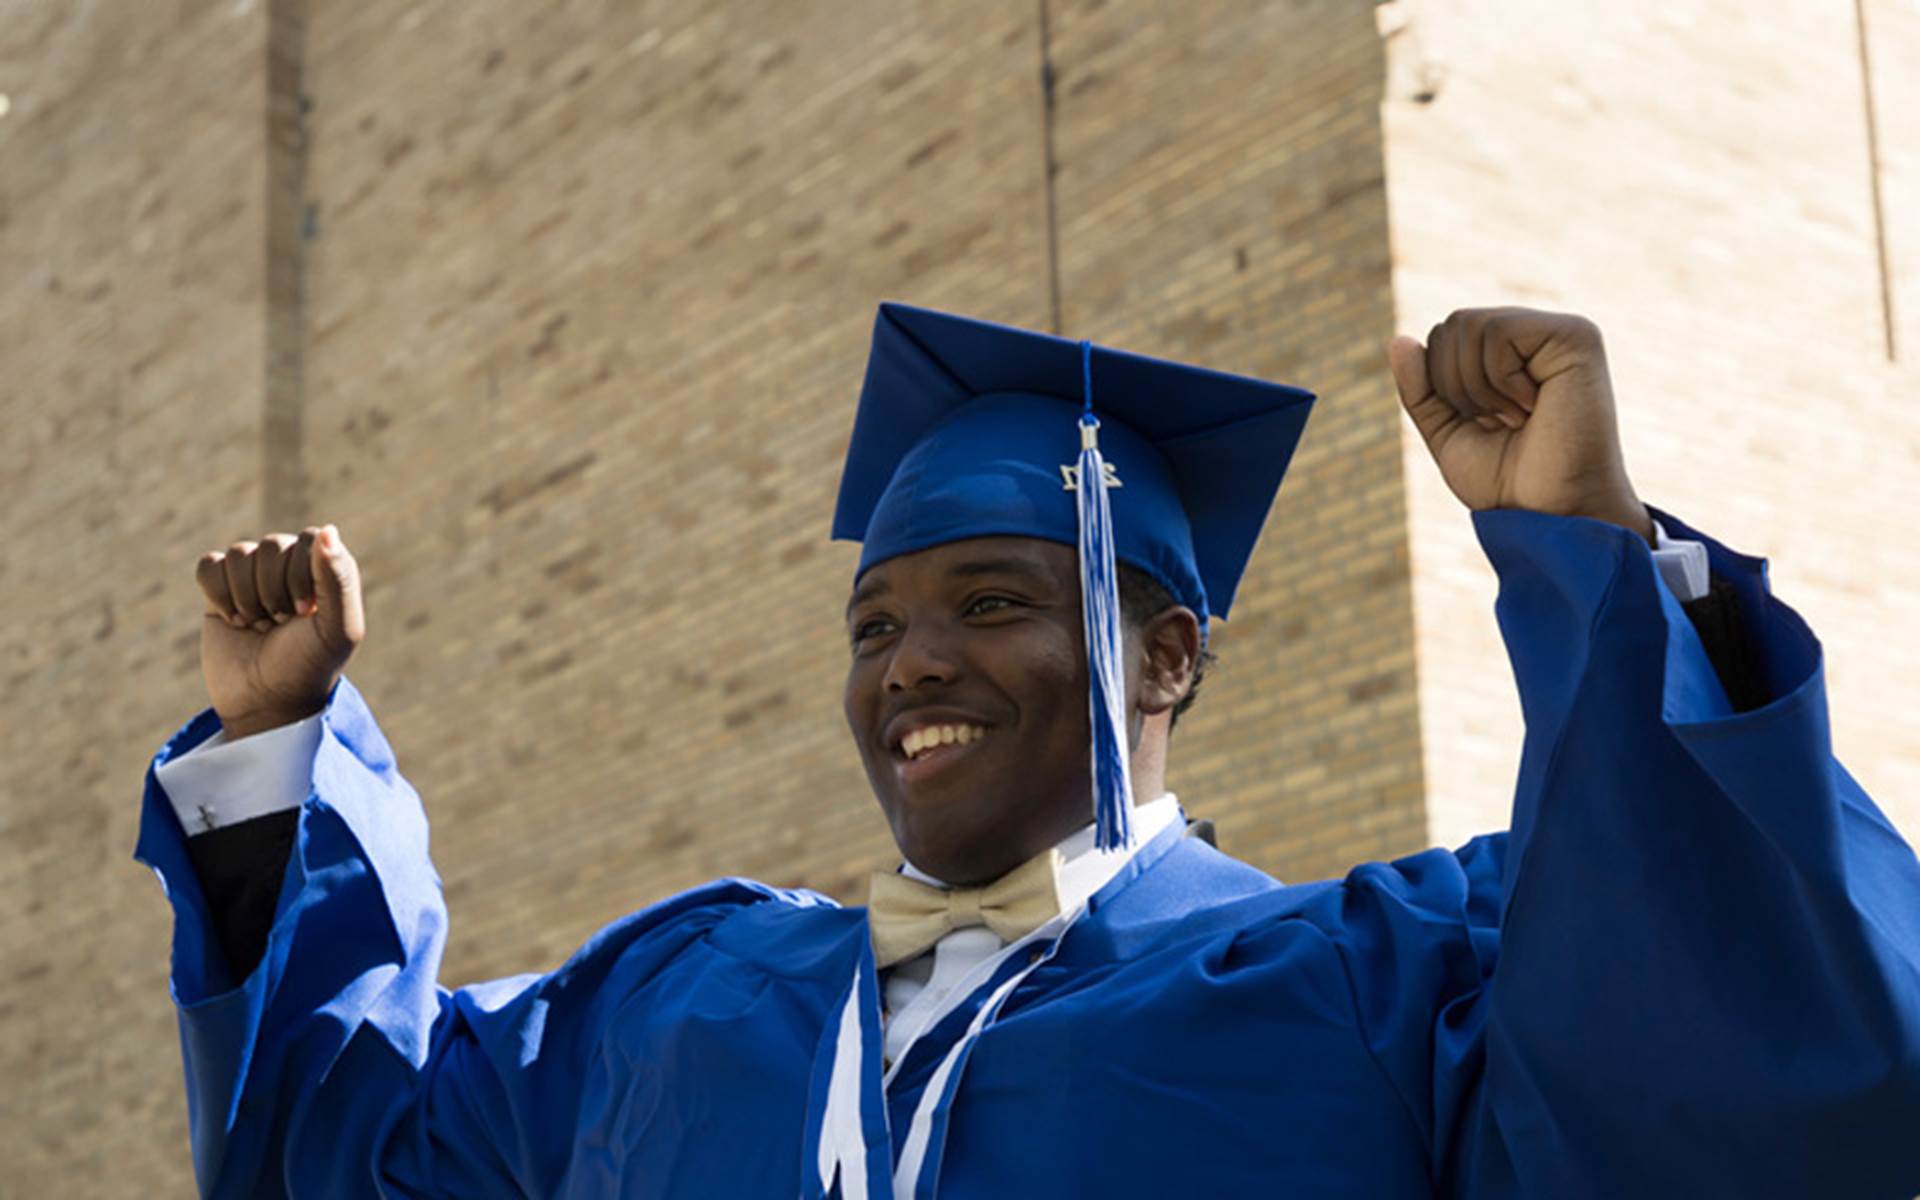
[844,555,1056,620]
[846,576,890,620]
[945,556,1054,585]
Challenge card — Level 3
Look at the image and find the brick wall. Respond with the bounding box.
[1046,0,1426,883]
[1,3,1413,1191]
[285,0,1418,989]
[0,3,272,1193]
[1378,0,1920,848]
[4,0,1912,1194]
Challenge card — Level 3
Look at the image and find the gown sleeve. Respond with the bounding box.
[134,677,788,1199]
[1322,509,1920,1199]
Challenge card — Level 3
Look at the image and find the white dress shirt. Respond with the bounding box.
[156,715,325,834]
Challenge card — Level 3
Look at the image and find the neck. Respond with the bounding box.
[902,792,1181,888]
[1129,711,1171,804]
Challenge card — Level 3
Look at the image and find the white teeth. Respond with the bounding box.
[900,723,987,760]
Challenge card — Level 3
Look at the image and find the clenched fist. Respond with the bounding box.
[194,525,365,740]
[1389,307,1653,543]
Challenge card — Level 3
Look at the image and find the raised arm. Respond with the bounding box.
[138,527,805,1197]
[1379,310,1920,1195]
[157,526,360,979]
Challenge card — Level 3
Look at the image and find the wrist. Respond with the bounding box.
[218,705,321,741]
[1599,506,1655,546]
[1567,490,1653,546]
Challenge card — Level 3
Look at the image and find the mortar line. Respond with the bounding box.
[1037,0,1063,337]
[264,0,311,527]
[1853,0,1897,362]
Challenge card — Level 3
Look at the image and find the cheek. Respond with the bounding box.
[1002,634,1087,732]
[843,659,880,744]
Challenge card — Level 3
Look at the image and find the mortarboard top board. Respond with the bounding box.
[832,301,1316,625]
[831,301,1316,849]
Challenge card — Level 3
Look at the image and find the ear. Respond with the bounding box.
[1134,605,1202,717]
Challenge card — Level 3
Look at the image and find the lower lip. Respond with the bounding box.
[895,736,987,785]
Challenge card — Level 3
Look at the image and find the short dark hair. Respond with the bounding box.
[1116,564,1215,730]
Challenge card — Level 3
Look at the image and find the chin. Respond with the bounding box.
[908,843,1027,889]
[893,802,1070,887]
[891,808,1004,883]
[865,746,1087,883]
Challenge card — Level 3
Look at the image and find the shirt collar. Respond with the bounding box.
[899,793,1184,915]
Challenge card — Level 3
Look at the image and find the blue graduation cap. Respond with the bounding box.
[832,302,1315,849]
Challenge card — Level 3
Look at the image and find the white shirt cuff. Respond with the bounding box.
[1650,519,1710,603]
[153,714,324,836]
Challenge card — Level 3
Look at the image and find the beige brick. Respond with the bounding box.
[1381,0,1920,848]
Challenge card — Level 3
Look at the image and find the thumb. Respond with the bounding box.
[310,525,367,656]
[1387,334,1458,449]
[1386,334,1430,411]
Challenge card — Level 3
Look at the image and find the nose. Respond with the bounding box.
[882,621,959,693]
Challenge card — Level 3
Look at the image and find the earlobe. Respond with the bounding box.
[1136,606,1201,716]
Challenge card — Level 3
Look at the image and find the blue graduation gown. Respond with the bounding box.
[136,511,1920,1198]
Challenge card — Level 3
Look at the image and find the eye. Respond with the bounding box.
[963,594,1021,618]
[850,616,897,648]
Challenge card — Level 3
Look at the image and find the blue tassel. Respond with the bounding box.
[1075,341,1133,851]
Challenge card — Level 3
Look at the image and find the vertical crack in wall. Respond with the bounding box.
[1036,0,1063,336]
[1853,0,1897,362]
[264,0,310,526]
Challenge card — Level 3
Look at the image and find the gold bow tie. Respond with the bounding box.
[867,848,1063,970]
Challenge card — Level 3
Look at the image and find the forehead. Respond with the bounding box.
[847,536,1076,603]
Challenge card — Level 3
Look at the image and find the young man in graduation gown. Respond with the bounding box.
[140,303,1920,1199]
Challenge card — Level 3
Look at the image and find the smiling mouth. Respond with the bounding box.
[897,722,989,761]
[889,722,992,783]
